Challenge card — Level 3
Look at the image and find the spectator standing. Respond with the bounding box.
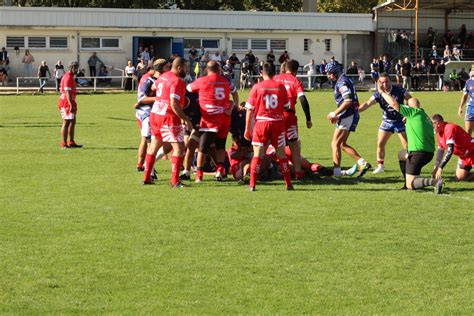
[37,60,51,93]
[0,64,7,86]
[87,52,103,77]
[22,49,35,83]
[412,62,422,91]
[149,47,156,61]
[426,27,436,47]
[0,47,9,71]
[140,47,150,65]
[199,46,206,57]
[395,59,403,85]
[436,59,446,91]
[449,69,461,91]
[223,59,234,79]
[420,59,428,90]
[427,59,438,91]
[318,59,328,89]
[266,49,275,65]
[358,67,365,84]
[136,58,147,83]
[228,53,240,69]
[443,30,453,47]
[53,60,65,92]
[279,51,290,64]
[382,55,392,74]
[245,50,256,74]
[459,24,467,47]
[210,51,221,63]
[430,45,438,61]
[124,60,136,91]
[304,59,318,89]
[220,50,229,65]
[401,57,412,91]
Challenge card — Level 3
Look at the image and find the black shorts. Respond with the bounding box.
[184,112,202,136]
[406,151,434,176]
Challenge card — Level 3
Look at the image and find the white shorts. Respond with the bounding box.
[60,108,75,120]
[336,113,359,132]
[139,116,151,138]
[152,124,185,143]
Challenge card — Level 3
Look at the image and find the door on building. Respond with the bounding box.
[132,36,172,65]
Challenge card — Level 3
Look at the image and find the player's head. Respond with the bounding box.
[378,73,391,91]
[171,57,187,78]
[206,60,220,74]
[325,61,341,80]
[68,61,79,74]
[470,70,474,78]
[279,62,286,74]
[153,58,169,74]
[431,113,446,133]
[407,97,420,109]
[285,59,299,74]
[261,63,276,79]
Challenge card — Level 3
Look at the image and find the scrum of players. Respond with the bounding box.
[131,56,474,193]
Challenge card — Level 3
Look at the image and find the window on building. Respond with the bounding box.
[324,39,332,52]
[304,39,311,52]
[81,37,120,49]
[232,39,248,50]
[6,36,25,48]
[270,39,287,51]
[49,37,68,49]
[202,39,219,49]
[28,37,47,48]
[251,39,267,50]
[184,38,201,49]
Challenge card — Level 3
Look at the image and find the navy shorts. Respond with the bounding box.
[379,119,406,133]
[465,110,474,122]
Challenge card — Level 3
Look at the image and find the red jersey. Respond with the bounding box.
[245,79,290,122]
[437,123,474,158]
[187,73,235,118]
[274,73,305,111]
[151,71,186,117]
[58,72,76,108]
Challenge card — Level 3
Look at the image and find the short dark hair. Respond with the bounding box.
[262,63,276,77]
[379,72,390,79]
[285,59,299,73]
[431,113,444,122]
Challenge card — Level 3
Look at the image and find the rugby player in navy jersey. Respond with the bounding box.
[359,73,411,173]
[180,91,201,181]
[326,61,371,178]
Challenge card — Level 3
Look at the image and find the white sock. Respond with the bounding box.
[182,169,190,176]
[333,167,342,177]
[357,158,366,166]
[155,147,165,160]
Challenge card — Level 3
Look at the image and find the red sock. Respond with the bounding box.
[250,157,261,188]
[171,156,183,185]
[143,154,156,183]
[216,163,225,175]
[196,168,203,181]
[279,158,293,187]
[377,160,384,165]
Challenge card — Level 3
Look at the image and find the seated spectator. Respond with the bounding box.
[228,53,240,68]
[346,60,358,76]
[443,45,451,61]
[210,51,221,63]
[245,50,256,69]
[98,65,112,85]
[220,50,228,64]
[76,69,90,86]
[223,59,234,79]
[430,45,438,60]
[0,64,7,86]
[278,51,290,64]
[452,45,462,61]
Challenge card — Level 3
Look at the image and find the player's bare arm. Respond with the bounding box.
[170,97,193,131]
[378,89,400,112]
[327,99,352,124]
[244,108,254,141]
[358,98,376,113]
[458,93,468,117]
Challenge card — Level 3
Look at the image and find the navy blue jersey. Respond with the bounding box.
[383,60,391,73]
[372,85,406,122]
[463,79,474,114]
[334,74,359,118]
[230,106,246,140]
[184,91,201,128]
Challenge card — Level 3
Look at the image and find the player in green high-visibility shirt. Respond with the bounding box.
[377,86,444,194]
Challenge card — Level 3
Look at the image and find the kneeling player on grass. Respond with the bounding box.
[58,61,82,149]
[358,73,410,174]
[325,61,370,178]
[228,103,253,182]
[244,63,294,191]
[431,114,474,182]
[143,58,193,187]
[186,61,239,182]
[377,88,443,193]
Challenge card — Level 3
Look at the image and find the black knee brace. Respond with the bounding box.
[215,137,227,150]
[199,132,216,154]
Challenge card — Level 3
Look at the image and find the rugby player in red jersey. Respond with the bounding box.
[186,61,239,182]
[274,59,312,180]
[58,61,82,148]
[431,114,474,181]
[244,63,294,191]
[143,57,193,187]
[134,59,169,171]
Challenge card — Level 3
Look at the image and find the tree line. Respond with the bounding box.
[9,0,383,13]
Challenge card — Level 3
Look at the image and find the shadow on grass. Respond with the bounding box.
[0,122,96,128]
[106,117,135,122]
[82,147,137,151]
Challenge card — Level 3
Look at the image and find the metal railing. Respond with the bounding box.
[14,75,137,95]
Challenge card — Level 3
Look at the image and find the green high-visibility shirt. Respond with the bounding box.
[399,104,435,153]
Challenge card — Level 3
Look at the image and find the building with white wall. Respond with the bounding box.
[0,7,374,79]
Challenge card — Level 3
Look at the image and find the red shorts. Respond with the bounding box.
[284,112,298,141]
[150,113,184,143]
[252,120,286,148]
[199,114,231,139]
[58,103,77,120]
[458,155,474,171]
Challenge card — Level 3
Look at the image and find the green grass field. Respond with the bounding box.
[1,91,473,314]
